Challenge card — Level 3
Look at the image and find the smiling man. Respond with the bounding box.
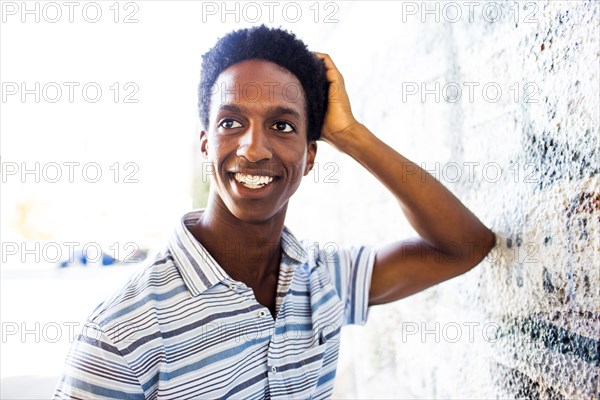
[54,26,495,399]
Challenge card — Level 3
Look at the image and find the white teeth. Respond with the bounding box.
[234,173,274,189]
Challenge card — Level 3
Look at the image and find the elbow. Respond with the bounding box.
[486,229,497,252]
[452,228,496,272]
[468,228,496,269]
[481,228,496,255]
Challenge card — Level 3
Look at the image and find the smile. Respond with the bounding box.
[233,172,275,189]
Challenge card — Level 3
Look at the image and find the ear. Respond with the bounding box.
[200,130,209,158]
[304,140,318,175]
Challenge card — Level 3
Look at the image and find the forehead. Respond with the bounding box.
[209,59,306,118]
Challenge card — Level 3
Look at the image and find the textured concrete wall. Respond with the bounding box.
[288,1,598,398]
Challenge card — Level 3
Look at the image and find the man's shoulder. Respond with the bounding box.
[87,247,186,330]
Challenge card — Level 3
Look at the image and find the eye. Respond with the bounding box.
[218,118,242,129]
[271,121,295,133]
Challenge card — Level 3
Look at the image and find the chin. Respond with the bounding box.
[227,202,287,224]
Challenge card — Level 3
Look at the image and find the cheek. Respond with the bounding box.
[283,140,308,161]
[294,148,309,168]
[284,148,309,181]
[207,140,229,170]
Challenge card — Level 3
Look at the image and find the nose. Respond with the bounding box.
[236,123,272,163]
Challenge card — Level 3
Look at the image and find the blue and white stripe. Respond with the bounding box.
[54,210,376,399]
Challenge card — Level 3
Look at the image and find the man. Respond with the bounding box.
[54,25,495,399]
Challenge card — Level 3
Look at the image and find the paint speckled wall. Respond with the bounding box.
[289,1,599,398]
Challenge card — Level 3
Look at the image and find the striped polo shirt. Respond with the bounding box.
[54,210,376,399]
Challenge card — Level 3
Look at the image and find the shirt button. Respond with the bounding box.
[258,310,268,318]
[271,365,277,373]
[228,283,236,290]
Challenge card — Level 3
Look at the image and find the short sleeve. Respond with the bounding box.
[320,244,376,326]
[53,321,145,399]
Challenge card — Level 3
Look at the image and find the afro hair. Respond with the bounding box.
[198,25,329,141]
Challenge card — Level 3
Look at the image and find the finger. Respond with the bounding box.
[313,51,338,70]
[314,52,344,85]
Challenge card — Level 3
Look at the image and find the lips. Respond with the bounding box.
[233,172,274,189]
[227,171,280,198]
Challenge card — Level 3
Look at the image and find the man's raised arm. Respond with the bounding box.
[314,52,496,306]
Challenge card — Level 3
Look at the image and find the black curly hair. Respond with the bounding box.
[198,25,329,141]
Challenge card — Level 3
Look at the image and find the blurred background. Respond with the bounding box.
[1,1,598,398]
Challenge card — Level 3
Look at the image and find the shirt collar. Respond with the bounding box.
[168,209,307,296]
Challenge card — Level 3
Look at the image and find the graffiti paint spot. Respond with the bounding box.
[566,192,600,217]
[543,268,555,292]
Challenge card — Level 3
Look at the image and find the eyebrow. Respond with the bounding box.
[218,104,243,114]
[217,104,302,120]
[266,106,302,120]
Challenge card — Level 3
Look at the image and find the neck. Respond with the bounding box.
[189,192,287,284]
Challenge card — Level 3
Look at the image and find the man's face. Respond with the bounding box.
[200,59,317,223]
